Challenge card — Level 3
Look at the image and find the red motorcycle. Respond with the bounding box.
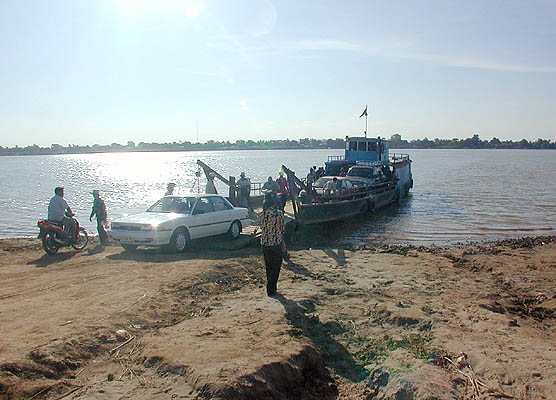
[37,216,89,255]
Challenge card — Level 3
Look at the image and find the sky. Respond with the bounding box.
[1,0,555,147]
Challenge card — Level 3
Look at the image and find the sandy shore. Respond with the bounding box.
[0,235,555,399]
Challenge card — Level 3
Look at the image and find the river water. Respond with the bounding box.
[1,149,555,245]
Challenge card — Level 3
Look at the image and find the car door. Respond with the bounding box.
[188,197,216,239]
[210,196,234,234]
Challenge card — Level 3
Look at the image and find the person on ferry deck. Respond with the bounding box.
[324,177,341,195]
[262,176,279,192]
[237,172,251,210]
[306,167,316,183]
[165,182,176,196]
[276,172,289,210]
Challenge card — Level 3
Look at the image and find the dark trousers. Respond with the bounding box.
[61,216,76,239]
[96,218,108,245]
[263,245,283,295]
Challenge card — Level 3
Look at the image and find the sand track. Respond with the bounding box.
[1,236,555,399]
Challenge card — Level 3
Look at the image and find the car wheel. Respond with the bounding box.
[170,228,189,253]
[228,220,242,240]
[122,244,137,252]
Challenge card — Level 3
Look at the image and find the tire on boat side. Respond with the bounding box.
[360,201,368,213]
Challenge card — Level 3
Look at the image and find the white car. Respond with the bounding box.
[109,194,251,252]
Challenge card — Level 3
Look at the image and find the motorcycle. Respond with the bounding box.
[37,216,89,255]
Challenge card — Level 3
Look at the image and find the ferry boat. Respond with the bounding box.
[282,136,413,225]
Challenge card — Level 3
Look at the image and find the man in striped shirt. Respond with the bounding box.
[259,193,286,296]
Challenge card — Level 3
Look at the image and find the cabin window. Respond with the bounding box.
[349,141,357,151]
[357,142,367,151]
[368,142,377,152]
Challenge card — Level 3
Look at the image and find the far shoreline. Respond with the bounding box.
[1,146,555,157]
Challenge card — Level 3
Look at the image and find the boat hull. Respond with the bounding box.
[296,184,399,225]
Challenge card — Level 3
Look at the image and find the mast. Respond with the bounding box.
[365,104,368,138]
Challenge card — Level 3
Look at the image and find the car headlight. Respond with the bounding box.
[139,224,154,231]
[111,222,120,229]
[156,224,172,232]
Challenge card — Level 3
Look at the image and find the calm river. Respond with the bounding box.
[0,149,555,245]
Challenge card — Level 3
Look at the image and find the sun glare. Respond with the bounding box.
[113,0,202,19]
[185,6,199,19]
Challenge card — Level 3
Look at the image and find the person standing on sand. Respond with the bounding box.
[259,193,285,296]
[89,190,108,245]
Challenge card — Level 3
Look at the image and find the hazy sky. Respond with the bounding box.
[1,0,555,147]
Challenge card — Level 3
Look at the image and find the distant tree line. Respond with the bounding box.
[390,134,555,149]
[0,135,554,156]
[0,138,346,156]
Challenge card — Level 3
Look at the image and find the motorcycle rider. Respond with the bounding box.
[48,187,76,241]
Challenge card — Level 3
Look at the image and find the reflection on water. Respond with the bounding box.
[1,149,555,245]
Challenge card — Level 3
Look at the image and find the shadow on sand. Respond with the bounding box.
[83,244,106,256]
[27,251,77,267]
[322,248,347,266]
[274,293,367,382]
[107,235,259,263]
[282,259,315,278]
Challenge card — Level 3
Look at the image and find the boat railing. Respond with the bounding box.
[355,160,385,167]
[250,182,264,196]
[327,155,345,162]
[390,153,410,162]
[306,182,395,204]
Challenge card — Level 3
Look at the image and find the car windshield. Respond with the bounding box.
[147,197,196,214]
[313,177,332,188]
[347,167,374,179]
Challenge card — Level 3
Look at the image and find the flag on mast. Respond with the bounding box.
[359,106,368,118]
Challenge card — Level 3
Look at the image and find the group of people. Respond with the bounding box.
[47,176,288,298]
[306,166,325,183]
[47,187,108,245]
[261,172,289,210]
[143,174,291,298]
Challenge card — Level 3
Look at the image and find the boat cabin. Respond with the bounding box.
[325,136,389,175]
[345,137,389,162]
